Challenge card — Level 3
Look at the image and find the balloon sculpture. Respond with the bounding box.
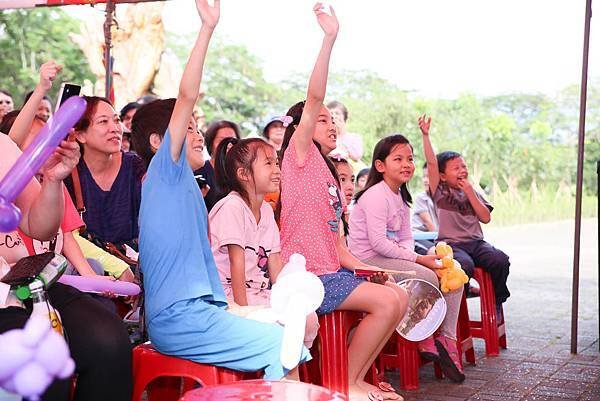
[246,253,324,370]
[0,96,87,233]
[58,274,141,297]
[0,317,75,401]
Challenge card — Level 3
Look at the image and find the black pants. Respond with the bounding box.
[0,283,132,401]
[449,239,511,304]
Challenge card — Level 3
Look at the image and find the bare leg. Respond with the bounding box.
[339,282,406,400]
[356,282,407,400]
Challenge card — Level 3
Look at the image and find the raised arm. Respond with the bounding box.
[418,115,440,194]
[9,61,62,148]
[168,0,219,162]
[293,3,339,162]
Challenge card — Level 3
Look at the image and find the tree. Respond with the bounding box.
[0,8,93,106]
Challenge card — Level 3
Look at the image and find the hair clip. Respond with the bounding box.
[280,115,294,128]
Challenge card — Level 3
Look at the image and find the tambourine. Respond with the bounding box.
[396,279,447,341]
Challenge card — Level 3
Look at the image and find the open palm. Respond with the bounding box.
[196,0,220,29]
[313,2,339,36]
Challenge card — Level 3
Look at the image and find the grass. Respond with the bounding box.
[488,187,597,227]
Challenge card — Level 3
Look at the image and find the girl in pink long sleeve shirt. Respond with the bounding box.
[348,134,465,383]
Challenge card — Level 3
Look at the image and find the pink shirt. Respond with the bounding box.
[280,137,344,276]
[348,181,417,262]
[209,192,280,298]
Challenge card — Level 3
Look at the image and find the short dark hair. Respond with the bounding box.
[23,91,51,106]
[131,98,176,167]
[436,151,462,173]
[326,100,348,122]
[0,89,13,98]
[204,120,241,156]
[120,102,140,120]
[0,109,20,134]
[356,167,370,181]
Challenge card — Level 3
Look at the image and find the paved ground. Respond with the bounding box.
[387,218,599,401]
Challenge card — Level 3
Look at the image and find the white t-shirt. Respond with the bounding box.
[209,192,280,303]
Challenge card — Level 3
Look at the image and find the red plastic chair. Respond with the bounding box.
[315,310,363,395]
[132,343,257,401]
[468,267,507,356]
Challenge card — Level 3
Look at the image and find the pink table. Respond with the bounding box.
[179,379,347,401]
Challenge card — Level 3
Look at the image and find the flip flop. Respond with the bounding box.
[377,382,403,400]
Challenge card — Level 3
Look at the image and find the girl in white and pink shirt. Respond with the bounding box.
[209,137,318,348]
[348,134,465,383]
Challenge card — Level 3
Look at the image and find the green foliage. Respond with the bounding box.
[0,8,93,106]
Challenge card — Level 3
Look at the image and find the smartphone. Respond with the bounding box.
[55,83,82,112]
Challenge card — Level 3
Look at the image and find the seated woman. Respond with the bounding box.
[64,96,146,253]
[137,0,307,379]
[0,133,132,401]
[7,61,134,283]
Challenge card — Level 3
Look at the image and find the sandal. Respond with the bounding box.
[435,336,465,383]
[377,382,403,400]
[417,336,439,361]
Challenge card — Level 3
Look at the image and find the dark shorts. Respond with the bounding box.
[316,268,366,315]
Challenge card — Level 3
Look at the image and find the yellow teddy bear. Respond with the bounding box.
[434,242,469,293]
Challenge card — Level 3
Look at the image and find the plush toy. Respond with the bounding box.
[434,242,469,293]
[0,316,75,401]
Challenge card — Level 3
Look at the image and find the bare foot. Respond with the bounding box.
[349,384,383,401]
[357,380,403,401]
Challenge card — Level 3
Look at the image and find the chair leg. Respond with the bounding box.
[147,377,182,401]
[397,335,419,391]
[474,268,500,357]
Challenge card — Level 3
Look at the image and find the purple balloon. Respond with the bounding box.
[58,275,141,296]
[0,96,87,233]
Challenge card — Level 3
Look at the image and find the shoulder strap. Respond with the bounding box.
[71,167,86,216]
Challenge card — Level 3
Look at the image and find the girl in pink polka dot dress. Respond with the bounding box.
[278,3,408,401]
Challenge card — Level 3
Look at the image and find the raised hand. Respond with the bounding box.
[456,177,473,193]
[313,2,339,37]
[42,140,80,183]
[418,114,431,136]
[196,0,220,29]
[38,61,63,92]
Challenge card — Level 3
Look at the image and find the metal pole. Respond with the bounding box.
[103,0,114,99]
[570,0,592,355]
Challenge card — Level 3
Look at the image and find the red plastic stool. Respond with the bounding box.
[458,292,476,365]
[179,379,346,401]
[469,267,507,356]
[132,343,255,401]
[377,333,443,390]
[312,310,363,395]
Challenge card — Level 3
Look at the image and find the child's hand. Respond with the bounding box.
[418,114,431,136]
[416,254,442,270]
[457,177,473,193]
[38,61,62,92]
[313,2,339,37]
[196,0,220,29]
